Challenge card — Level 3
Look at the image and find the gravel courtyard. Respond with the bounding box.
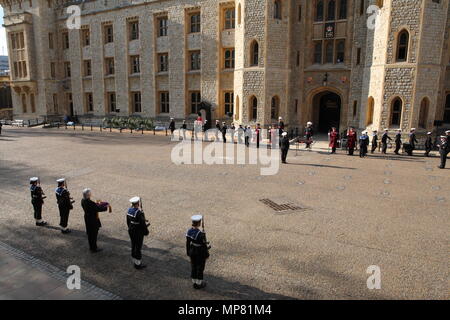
[0,126,448,300]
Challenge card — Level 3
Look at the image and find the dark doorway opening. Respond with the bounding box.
[313,91,341,133]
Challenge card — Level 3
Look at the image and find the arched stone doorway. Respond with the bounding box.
[312,91,342,133]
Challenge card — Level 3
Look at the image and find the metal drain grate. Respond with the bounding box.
[259,198,304,212]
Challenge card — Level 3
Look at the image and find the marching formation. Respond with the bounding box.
[28,178,210,290]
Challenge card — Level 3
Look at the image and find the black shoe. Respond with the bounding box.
[197,281,207,289]
[61,229,71,234]
[90,248,103,253]
[134,263,147,270]
[36,221,47,227]
[193,283,200,289]
[438,166,444,169]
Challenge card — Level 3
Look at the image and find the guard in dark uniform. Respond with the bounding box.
[81,188,110,253]
[127,197,150,269]
[245,126,251,147]
[30,177,47,227]
[180,120,187,140]
[407,128,418,156]
[55,178,74,234]
[186,215,209,289]
[278,117,285,137]
[305,122,313,149]
[169,118,176,136]
[371,130,378,154]
[280,132,290,164]
[221,122,228,143]
[0,122,2,135]
[394,129,402,155]
[256,123,261,149]
[424,132,433,157]
[381,129,392,154]
[359,131,369,158]
[202,120,209,141]
[438,131,450,169]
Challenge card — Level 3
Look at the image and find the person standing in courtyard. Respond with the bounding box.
[30,177,47,227]
[81,188,111,253]
[407,128,418,156]
[55,178,74,234]
[169,118,176,138]
[329,127,339,154]
[280,132,290,164]
[203,120,209,141]
[371,130,378,154]
[0,121,2,135]
[237,125,244,144]
[438,130,450,169]
[347,127,357,156]
[424,132,433,157]
[215,120,221,141]
[359,131,369,158]
[186,215,210,289]
[381,129,392,154]
[394,129,402,155]
[180,120,187,140]
[256,123,261,149]
[127,197,150,270]
[305,121,314,149]
[245,126,251,147]
[221,122,228,143]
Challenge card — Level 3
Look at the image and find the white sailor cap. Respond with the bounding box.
[82,188,91,194]
[397,129,402,132]
[30,177,39,183]
[384,128,389,131]
[411,128,416,131]
[129,196,140,204]
[307,122,313,125]
[279,117,283,120]
[191,215,203,222]
[446,130,450,134]
[427,132,432,135]
[56,178,65,183]
[282,132,288,136]
[170,117,174,120]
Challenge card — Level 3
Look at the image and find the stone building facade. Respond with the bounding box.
[1,0,450,134]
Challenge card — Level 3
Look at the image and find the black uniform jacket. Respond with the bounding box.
[81,198,108,229]
[281,136,290,150]
[30,185,44,205]
[382,134,392,143]
[186,228,209,259]
[127,208,149,236]
[55,187,73,210]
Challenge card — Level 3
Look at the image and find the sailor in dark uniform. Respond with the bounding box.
[381,129,392,154]
[181,120,187,140]
[186,215,210,289]
[438,130,450,169]
[359,131,370,158]
[424,132,433,157]
[394,129,402,155]
[30,177,47,227]
[245,126,251,147]
[55,178,74,234]
[278,117,285,137]
[81,188,110,253]
[371,130,378,154]
[127,197,150,270]
[280,132,290,164]
[407,128,418,156]
[221,122,228,143]
[169,118,176,137]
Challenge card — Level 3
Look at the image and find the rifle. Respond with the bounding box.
[140,197,150,228]
[202,215,211,250]
[38,178,47,199]
[65,179,75,204]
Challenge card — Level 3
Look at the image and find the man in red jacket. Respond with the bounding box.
[329,127,339,154]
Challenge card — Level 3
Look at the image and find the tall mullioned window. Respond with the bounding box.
[104,24,114,43]
[314,42,322,64]
[224,92,234,115]
[190,91,201,114]
[250,40,259,66]
[190,51,201,71]
[190,13,201,33]
[132,92,141,113]
[108,92,116,112]
[158,17,168,37]
[315,0,324,21]
[224,8,235,29]
[129,20,139,40]
[160,91,170,113]
[224,48,235,69]
[158,53,169,72]
[274,1,282,20]
[130,55,140,74]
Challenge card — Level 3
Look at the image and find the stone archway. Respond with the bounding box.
[311,90,342,133]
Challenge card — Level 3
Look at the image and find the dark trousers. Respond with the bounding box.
[407,145,414,156]
[87,227,99,251]
[425,148,432,157]
[394,142,401,154]
[222,133,226,143]
[245,136,249,147]
[360,146,367,158]
[348,147,355,155]
[371,144,377,153]
[32,202,42,220]
[281,149,288,163]
[331,147,337,153]
[382,143,388,154]
[190,255,206,280]
[59,207,70,228]
[440,150,448,168]
[129,230,144,261]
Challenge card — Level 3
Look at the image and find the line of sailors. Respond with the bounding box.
[28,179,210,289]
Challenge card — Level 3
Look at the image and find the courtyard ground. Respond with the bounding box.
[0,126,448,300]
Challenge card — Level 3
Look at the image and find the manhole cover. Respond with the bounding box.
[259,198,305,212]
